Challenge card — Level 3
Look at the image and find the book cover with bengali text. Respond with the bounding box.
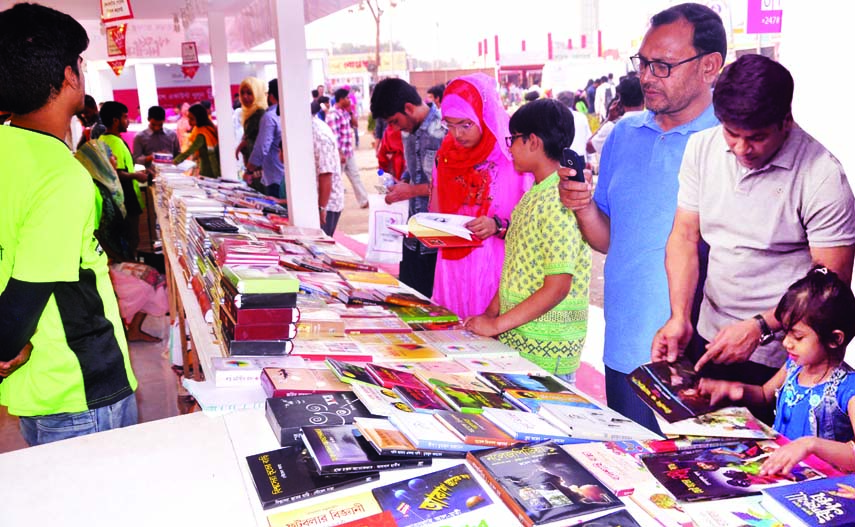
[301,424,431,474]
[265,490,381,527]
[761,474,855,527]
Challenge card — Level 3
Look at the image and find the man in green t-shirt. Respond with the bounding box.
[0,3,138,446]
[99,101,148,260]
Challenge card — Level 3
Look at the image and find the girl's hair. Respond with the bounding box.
[239,76,267,126]
[775,265,855,360]
[188,104,215,129]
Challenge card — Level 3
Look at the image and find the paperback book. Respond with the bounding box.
[301,424,431,474]
[209,356,310,387]
[480,407,576,445]
[343,316,413,335]
[456,356,546,375]
[388,410,491,453]
[641,439,826,502]
[476,372,569,394]
[265,490,382,527]
[260,367,351,398]
[387,304,460,324]
[393,385,451,413]
[537,402,664,442]
[365,363,430,391]
[290,340,374,363]
[627,358,716,423]
[761,474,855,527]
[563,441,652,497]
[503,389,600,413]
[433,384,517,414]
[657,406,776,440]
[415,371,495,394]
[353,417,454,458]
[245,445,379,509]
[325,358,378,386]
[467,442,623,527]
[371,463,494,526]
[683,495,777,527]
[351,383,415,417]
[266,393,373,447]
[417,329,519,358]
[432,410,520,448]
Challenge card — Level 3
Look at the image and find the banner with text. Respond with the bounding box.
[746,0,782,34]
[181,41,200,80]
[100,0,133,23]
[106,24,127,57]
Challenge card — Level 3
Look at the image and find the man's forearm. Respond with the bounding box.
[573,203,610,253]
[317,173,332,208]
[664,231,700,323]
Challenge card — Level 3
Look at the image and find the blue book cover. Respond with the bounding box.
[762,474,855,527]
[371,463,493,526]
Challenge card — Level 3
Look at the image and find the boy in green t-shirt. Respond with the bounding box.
[99,100,148,260]
[0,3,138,446]
[465,99,592,381]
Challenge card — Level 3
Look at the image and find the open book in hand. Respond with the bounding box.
[627,358,717,423]
[387,212,482,249]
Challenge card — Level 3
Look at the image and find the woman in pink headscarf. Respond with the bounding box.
[430,73,532,320]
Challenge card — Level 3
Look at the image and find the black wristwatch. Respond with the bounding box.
[753,314,775,346]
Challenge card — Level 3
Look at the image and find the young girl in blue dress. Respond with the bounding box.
[701,266,855,475]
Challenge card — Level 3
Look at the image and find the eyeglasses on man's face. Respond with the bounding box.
[441,119,476,132]
[505,134,525,148]
[630,51,713,78]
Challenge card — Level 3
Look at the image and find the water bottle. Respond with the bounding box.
[378,169,395,190]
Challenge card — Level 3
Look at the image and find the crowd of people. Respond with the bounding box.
[2,1,855,480]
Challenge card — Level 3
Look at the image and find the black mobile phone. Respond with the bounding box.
[560,147,586,182]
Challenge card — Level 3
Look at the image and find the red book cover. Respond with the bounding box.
[433,410,520,448]
[336,510,397,527]
[221,305,300,326]
[365,363,429,391]
[231,323,297,341]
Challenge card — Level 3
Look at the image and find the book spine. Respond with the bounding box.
[320,459,428,475]
[465,453,534,527]
[463,436,518,448]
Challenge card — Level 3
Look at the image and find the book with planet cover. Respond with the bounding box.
[370,463,494,526]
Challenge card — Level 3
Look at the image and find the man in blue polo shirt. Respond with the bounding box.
[558,3,726,432]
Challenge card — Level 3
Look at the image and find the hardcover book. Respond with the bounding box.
[353,417,454,458]
[417,330,519,357]
[221,264,300,294]
[325,358,378,386]
[433,384,517,414]
[537,402,664,442]
[762,474,855,527]
[467,442,623,527]
[657,406,776,440]
[455,356,547,375]
[265,490,382,527]
[260,367,351,399]
[432,410,520,448]
[627,358,716,423]
[388,304,460,324]
[388,410,491,453]
[480,407,575,445]
[266,393,373,446]
[226,338,294,356]
[209,356,309,387]
[503,389,600,413]
[476,372,569,394]
[641,439,826,502]
[371,463,493,526]
[365,363,430,391]
[563,441,652,497]
[221,318,297,341]
[245,446,379,510]
[351,383,415,417]
[301,424,431,474]
[392,385,451,413]
[219,304,299,326]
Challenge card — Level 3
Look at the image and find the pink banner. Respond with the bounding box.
[101,0,134,23]
[746,0,782,34]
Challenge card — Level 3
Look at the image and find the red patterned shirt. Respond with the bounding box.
[326,106,355,159]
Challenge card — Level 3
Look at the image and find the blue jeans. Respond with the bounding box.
[555,372,577,385]
[605,365,662,434]
[19,393,138,446]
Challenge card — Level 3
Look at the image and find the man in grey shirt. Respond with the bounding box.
[652,55,855,419]
[133,105,180,171]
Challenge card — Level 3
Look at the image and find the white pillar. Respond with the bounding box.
[134,63,159,119]
[272,0,318,229]
[89,68,115,105]
[207,9,239,180]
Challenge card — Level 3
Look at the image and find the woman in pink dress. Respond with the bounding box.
[431,73,532,320]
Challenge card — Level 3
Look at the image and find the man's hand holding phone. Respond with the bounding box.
[557,147,593,210]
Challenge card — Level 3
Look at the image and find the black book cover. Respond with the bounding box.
[627,358,714,423]
[265,393,373,446]
[245,445,378,510]
[301,424,432,474]
[227,338,294,356]
[467,442,622,526]
[221,276,298,309]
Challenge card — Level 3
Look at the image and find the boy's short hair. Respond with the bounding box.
[427,83,445,102]
[334,88,350,102]
[0,3,89,115]
[99,101,128,128]
[147,105,166,121]
[509,98,575,161]
[370,78,422,120]
[616,77,643,107]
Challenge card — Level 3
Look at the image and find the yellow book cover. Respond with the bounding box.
[266,490,381,527]
[338,270,399,286]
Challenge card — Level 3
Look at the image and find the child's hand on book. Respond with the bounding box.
[463,314,501,337]
[759,437,814,477]
[464,216,496,239]
[698,378,743,406]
